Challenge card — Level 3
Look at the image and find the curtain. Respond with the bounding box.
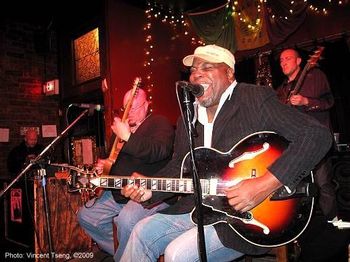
[187,0,308,51]
[188,4,236,53]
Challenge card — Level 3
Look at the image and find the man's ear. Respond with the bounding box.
[227,68,234,82]
[296,57,302,66]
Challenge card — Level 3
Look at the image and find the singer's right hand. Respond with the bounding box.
[111,117,131,142]
[95,158,106,175]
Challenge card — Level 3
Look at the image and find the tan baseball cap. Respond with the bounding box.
[183,44,235,69]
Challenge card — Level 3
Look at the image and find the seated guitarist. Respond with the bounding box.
[119,45,333,261]
[77,88,175,261]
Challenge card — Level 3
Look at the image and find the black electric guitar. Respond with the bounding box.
[65,131,314,247]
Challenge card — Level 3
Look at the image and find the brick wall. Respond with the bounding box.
[0,19,60,180]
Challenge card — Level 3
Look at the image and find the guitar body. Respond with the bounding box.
[102,141,124,176]
[64,131,314,247]
[184,131,314,247]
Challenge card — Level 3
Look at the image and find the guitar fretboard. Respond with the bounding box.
[90,176,222,195]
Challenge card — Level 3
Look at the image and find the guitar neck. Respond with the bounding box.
[90,176,221,195]
[290,64,310,97]
[102,77,141,176]
[289,47,324,99]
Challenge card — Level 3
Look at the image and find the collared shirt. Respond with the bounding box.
[196,80,237,147]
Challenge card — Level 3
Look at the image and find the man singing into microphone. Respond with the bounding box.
[77,88,175,261]
[119,44,332,261]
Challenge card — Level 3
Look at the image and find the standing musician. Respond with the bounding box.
[77,88,175,261]
[119,45,332,261]
[7,128,44,176]
[276,48,337,221]
[276,48,343,261]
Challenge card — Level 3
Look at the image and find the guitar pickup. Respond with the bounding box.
[271,181,317,200]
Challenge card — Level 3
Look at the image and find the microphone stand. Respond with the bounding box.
[180,87,207,262]
[0,109,90,261]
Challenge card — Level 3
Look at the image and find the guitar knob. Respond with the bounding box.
[251,169,257,178]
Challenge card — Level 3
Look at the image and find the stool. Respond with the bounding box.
[245,245,288,262]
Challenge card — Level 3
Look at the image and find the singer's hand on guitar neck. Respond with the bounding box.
[121,172,152,203]
[111,117,131,142]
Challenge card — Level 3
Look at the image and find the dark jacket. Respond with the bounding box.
[110,114,175,205]
[149,83,332,254]
[7,141,44,175]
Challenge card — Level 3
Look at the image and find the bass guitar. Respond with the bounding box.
[65,131,315,247]
[287,46,324,104]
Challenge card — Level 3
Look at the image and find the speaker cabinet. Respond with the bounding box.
[3,179,35,248]
[332,153,350,218]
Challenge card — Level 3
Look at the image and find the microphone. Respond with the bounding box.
[71,103,104,111]
[177,81,205,98]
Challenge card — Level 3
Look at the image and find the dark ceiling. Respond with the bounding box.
[1,0,102,30]
[1,0,227,29]
[126,0,227,12]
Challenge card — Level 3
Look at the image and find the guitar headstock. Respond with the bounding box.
[133,77,142,89]
[121,77,142,118]
[307,46,325,69]
[131,77,142,98]
[56,165,99,193]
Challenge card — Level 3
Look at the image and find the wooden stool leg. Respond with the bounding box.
[274,245,288,262]
[244,255,253,262]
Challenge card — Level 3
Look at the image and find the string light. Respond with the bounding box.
[231,0,263,33]
[142,0,348,103]
[143,1,203,112]
[267,0,348,20]
[144,2,154,112]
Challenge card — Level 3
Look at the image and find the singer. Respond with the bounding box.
[119,44,333,262]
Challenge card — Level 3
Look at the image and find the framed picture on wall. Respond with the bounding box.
[71,136,97,166]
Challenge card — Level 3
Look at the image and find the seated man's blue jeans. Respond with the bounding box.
[77,191,168,261]
[120,212,243,262]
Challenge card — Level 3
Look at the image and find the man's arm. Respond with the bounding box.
[297,68,334,111]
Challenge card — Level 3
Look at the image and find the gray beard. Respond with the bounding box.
[200,97,215,108]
